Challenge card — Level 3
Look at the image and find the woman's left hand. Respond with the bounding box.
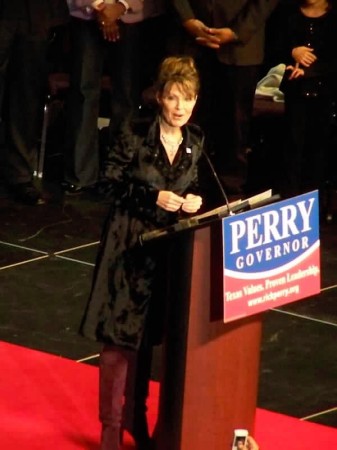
[181,194,203,213]
[286,63,305,79]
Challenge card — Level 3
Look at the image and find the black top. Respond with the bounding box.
[284,7,337,78]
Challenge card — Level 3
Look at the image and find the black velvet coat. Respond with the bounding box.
[80,117,204,350]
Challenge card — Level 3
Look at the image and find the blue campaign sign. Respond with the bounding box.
[222,191,320,322]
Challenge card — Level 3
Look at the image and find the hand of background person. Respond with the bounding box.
[200,27,238,48]
[100,21,120,41]
[246,436,259,450]
[96,3,126,27]
[183,19,221,48]
[286,63,305,79]
[291,46,317,67]
[181,193,202,213]
[157,191,185,212]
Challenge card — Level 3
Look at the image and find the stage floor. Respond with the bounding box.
[1,341,337,450]
[1,148,337,445]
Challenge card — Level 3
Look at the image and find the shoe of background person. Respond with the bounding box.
[10,182,45,205]
[61,181,85,195]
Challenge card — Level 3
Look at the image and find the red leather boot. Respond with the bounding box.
[99,345,129,450]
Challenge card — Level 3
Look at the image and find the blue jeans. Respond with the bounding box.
[64,17,105,187]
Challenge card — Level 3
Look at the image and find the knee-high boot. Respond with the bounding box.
[99,345,129,450]
[122,342,153,450]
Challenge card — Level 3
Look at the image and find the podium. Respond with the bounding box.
[153,224,263,450]
[142,190,320,450]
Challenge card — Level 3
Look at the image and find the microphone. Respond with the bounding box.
[202,150,234,216]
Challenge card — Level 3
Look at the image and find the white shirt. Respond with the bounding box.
[67,0,148,21]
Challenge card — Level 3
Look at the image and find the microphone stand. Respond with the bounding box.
[202,150,234,215]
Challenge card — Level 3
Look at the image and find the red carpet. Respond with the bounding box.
[0,341,336,450]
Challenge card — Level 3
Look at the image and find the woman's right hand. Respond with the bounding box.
[157,191,185,212]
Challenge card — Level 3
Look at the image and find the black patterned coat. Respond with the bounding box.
[80,116,204,350]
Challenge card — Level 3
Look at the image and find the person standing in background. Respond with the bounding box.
[63,0,144,194]
[278,0,337,203]
[63,0,171,194]
[171,0,279,194]
[0,0,69,205]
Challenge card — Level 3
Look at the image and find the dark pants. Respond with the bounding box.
[107,14,170,136]
[280,93,336,198]
[0,19,48,184]
[64,18,105,187]
[64,14,170,187]
[193,51,260,187]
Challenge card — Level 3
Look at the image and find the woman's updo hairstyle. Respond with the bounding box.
[155,56,200,99]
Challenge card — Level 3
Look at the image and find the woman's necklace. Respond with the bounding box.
[160,133,183,160]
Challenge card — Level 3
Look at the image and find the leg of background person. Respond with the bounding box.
[279,94,307,198]
[0,19,14,185]
[304,97,332,192]
[325,98,337,188]
[191,50,220,160]
[64,18,105,188]
[6,26,48,186]
[138,14,171,113]
[322,98,337,219]
[214,64,260,193]
[303,96,335,219]
[108,22,142,137]
[99,344,130,450]
[108,13,169,138]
